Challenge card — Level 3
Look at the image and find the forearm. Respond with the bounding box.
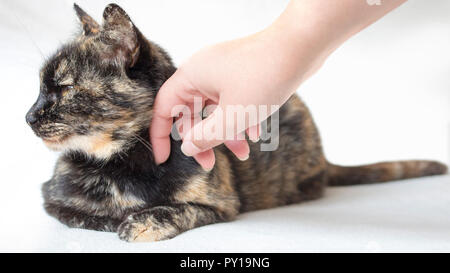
[278,0,407,51]
[264,0,407,85]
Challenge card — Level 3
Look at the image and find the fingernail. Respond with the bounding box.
[250,136,260,143]
[181,141,202,156]
[238,154,249,161]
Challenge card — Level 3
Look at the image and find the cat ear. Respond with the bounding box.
[101,4,140,67]
[74,4,100,36]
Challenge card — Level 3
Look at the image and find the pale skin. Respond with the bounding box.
[150,0,407,170]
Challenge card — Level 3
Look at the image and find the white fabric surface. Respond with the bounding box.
[1,175,449,252]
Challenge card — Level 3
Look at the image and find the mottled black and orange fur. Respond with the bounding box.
[26,4,447,242]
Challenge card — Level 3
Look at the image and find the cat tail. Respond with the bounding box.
[327,160,447,186]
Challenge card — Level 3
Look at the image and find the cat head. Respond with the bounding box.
[26,3,174,159]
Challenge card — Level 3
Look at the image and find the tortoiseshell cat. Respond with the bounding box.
[26,4,447,242]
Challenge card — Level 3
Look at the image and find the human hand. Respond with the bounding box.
[150,24,322,170]
[150,0,407,170]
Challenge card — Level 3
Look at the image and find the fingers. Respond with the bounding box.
[150,70,194,164]
[246,124,260,143]
[151,69,260,169]
[190,139,249,170]
[180,110,226,157]
[180,106,252,163]
[192,149,216,171]
[224,138,250,161]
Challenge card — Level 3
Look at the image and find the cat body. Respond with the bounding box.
[26,4,447,242]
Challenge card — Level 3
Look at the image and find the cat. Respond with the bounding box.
[26,3,447,242]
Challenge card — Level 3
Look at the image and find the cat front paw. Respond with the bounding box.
[117,211,178,242]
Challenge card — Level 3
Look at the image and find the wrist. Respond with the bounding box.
[266,1,343,63]
[256,12,330,90]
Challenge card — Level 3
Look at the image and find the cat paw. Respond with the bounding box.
[117,213,178,242]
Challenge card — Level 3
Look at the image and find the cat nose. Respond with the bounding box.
[26,110,38,125]
[26,93,47,126]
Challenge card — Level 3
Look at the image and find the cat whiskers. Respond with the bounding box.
[116,150,127,161]
[131,133,153,153]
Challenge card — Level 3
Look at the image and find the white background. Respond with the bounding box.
[0,0,449,252]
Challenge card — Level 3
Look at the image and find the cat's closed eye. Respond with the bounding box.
[48,85,73,102]
[58,85,74,97]
[60,85,74,94]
